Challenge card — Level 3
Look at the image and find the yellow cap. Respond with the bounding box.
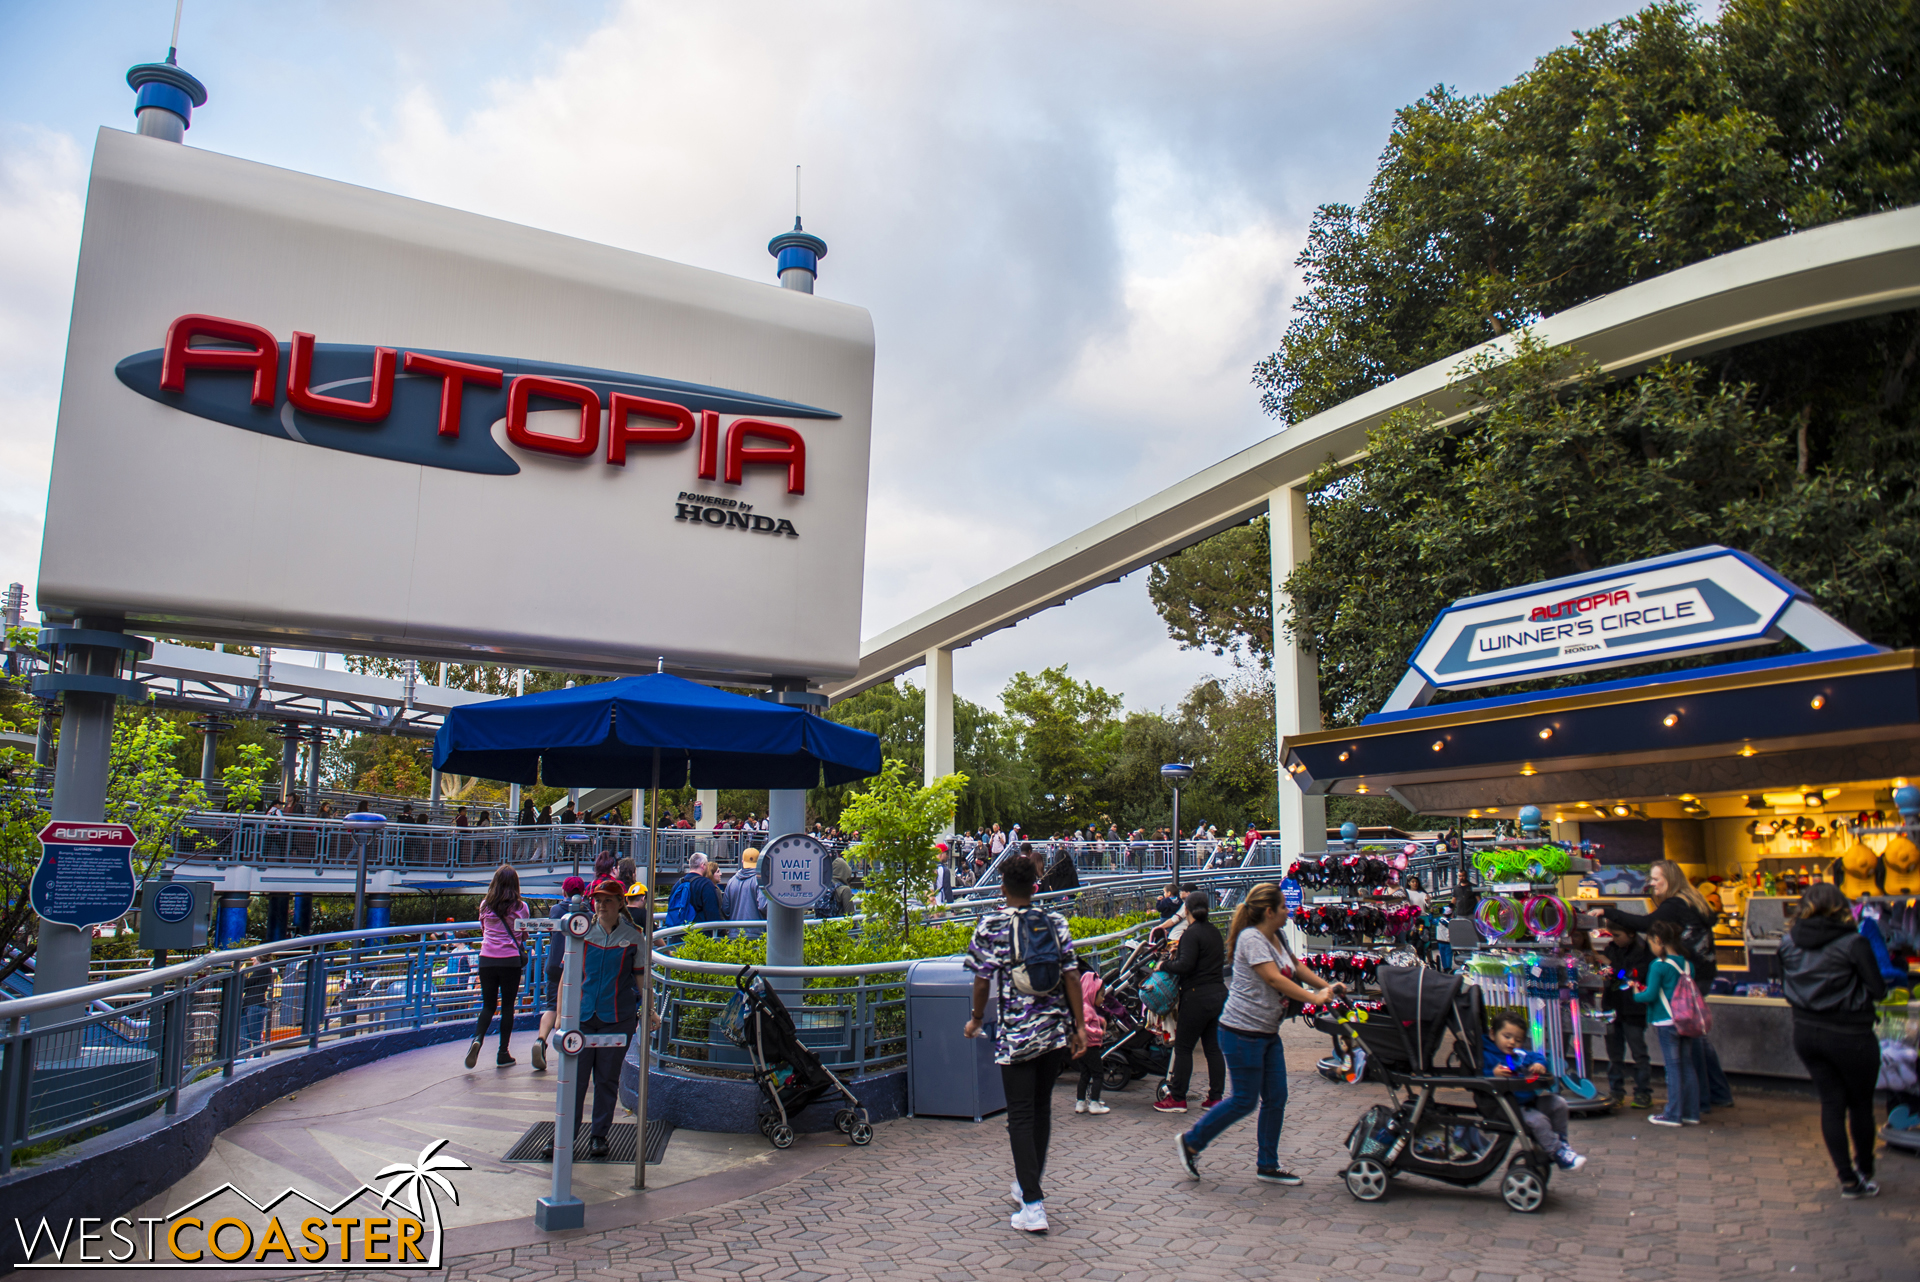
[741,848,761,869]
[625,880,649,899]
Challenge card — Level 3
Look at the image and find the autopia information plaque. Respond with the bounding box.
[30,821,139,929]
[1406,547,1799,692]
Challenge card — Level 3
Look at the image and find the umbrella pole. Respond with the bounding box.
[634,748,659,1191]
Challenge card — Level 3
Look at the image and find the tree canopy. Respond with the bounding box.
[1147,0,1919,728]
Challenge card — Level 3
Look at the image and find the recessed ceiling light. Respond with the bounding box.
[1520,764,1537,776]
[1356,784,1369,794]
[1612,803,1631,816]
[1338,751,1350,762]
[1538,727,1554,740]
[1810,695,1825,710]
[1738,745,1757,757]
[1662,713,1680,728]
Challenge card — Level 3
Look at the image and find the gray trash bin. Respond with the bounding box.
[905,958,1005,1120]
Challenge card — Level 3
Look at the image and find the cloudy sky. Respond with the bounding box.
[0,0,1645,714]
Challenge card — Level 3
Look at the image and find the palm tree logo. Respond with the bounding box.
[375,1138,471,1262]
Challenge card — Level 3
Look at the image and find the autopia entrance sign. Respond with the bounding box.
[38,130,874,679]
[1405,547,1803,692]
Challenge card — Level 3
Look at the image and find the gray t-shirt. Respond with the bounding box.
[1219,928,1295,1036]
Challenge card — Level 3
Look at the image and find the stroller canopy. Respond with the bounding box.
[1361,967,1480,1074]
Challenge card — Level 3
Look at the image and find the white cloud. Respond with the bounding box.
[0,125,85,603]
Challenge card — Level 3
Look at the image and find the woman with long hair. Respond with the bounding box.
[1174,883,1343,1187]
[1779,882,1888,1197]
[466,865,530,1069]
[1602,859,1733,1111]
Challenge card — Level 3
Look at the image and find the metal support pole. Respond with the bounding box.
[766,789,806,999]
[278,722,299,803]
[305,727,323,813]
[39,626,131,1034]
[1171,786,1181,886]
[536,917,586,1230]
[200,724,219,787]
[634,751,659,1191]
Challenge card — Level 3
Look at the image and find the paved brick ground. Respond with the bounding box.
[306,1024,1920,1282]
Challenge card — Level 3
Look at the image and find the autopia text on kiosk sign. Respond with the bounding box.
[116,315,834,526]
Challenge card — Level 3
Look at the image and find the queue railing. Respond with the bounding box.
[0,921,549,1175]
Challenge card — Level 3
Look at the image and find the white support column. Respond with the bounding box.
[1270,484,1327,858]
[924,648,954,787]
[696,788,718,828]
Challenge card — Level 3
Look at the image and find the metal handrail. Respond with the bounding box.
[0,920,550,1175]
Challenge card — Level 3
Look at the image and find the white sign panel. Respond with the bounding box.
[38,129,874,679]
[1407,547,1799,691]
[759,832,832,909]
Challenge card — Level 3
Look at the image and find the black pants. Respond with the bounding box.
[1169,992,1225,1101]
[574,1017,633,1139]
[1793,1023,1880,1181]
[474,961,523,1051]
[1074,1048,1103,1102]
[1000,1047,1069,1204]
[1604,1017,1652,1100]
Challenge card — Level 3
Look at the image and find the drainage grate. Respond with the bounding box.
[503,1119,672,1165]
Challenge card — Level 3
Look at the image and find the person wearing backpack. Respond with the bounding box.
[1156,891,1227,1114]
[1778,882,1889,1198]
[1602,859,1734,1112]
[663,856,722,929]
[963,853,1088,1235]
[1633,919,1701,1126]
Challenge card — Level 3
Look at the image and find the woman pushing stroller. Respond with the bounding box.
[1173,883,1344,1186]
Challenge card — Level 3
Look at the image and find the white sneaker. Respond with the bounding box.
[1074,1099,1088,1114]
[1009,1179,1024,1206]
[1086,1101,1111,1115]
[1010,1201,1048,1233]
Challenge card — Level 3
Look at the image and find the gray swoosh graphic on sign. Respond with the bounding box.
[1603,577,1760,649]
[277,375,373,444]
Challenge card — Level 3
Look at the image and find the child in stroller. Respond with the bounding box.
[1338,966,1570,1213]
[1483,1011,1586,1172]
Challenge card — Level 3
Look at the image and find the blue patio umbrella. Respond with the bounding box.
[430,672,880,790]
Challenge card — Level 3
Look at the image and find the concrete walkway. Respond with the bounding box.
[40,1024,1920,1280]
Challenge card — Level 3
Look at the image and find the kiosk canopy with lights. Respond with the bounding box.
[1282,546,1920,1079]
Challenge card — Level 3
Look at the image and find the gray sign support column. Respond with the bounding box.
[33,622,151,1030]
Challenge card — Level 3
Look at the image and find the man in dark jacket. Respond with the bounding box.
[1779,884,1888,1197]
[1156,893,1227,1112]
[1597,926,1654,1108]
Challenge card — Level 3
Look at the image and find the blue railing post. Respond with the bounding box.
[162,986,187,1115]
[218,963,241,1076]
[0,1020,21,1176]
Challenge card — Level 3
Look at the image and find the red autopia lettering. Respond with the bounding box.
[1528,587,1631,623]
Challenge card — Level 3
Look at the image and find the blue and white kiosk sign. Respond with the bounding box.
[30,821,139,929]
[1405,548,1812,693]
[759,832,832,910]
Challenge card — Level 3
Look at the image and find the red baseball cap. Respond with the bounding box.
[561,876,587,896]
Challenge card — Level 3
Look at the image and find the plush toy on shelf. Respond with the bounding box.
[1829,840,1885,900]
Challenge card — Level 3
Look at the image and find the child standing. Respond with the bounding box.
[1074,968,1110,1114]
[1636,919,1701,1126]
[1481,1012,1587,1171]
[1596,926,1655,1108]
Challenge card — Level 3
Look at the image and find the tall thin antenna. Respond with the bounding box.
[168,0,185,64]
[795,165,802,224]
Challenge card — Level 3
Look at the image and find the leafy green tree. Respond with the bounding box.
[819,681,1029,831]
[838,760,967,940]
[1146,517,1272,668]
[1000,666,1122,832]
[220,741,274,813]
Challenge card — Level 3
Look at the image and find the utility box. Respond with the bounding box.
[137,879,214,951]
[905,959,1005,1121]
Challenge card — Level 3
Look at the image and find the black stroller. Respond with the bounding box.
[1095,924,1173,1091]
[722,967,873,1150]
[1337,966,1559,1213]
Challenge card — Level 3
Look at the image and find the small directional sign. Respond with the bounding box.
[31,821,139,929]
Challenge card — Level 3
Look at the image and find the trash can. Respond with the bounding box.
[905,958,1005,1121]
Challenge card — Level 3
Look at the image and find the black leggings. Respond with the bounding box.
[1793,1023,1879,1181]
[1000,1047,1069,1204]
[474,962,523,1050]
[1075,1049,1103,1101]
[1169,992,1225,1101]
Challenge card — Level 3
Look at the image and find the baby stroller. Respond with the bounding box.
[1096,927,1173,1091]
[721,967,873,1150]
[1338,965,1559,1213]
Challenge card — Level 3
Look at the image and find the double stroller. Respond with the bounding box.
[721,967,873,1150]
[1332,966,1561,1213]
[1093,924,1174,1091]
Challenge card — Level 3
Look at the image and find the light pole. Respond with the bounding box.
[1160,763,1195,886]
[344,812,386,929]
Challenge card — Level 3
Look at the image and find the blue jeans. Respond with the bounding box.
[1691,1036,1734,1110]
[1185,1025,1287,1170]
[1654,1024,1699,1122]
